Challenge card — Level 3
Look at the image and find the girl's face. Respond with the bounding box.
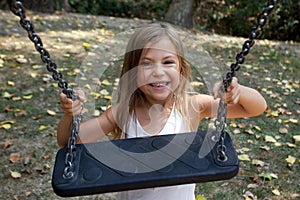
[137,38,181,105]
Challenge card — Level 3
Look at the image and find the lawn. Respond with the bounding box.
[0,10,299,200]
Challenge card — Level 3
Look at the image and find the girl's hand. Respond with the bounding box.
[59,90,85,116]
[213,77,241,104]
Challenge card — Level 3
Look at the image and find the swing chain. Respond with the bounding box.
[214,0,278,161]
[10,1,82,179]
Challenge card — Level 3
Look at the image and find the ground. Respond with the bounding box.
[0,10,299,200]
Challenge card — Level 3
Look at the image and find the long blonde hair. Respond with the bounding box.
[112,22,192,139]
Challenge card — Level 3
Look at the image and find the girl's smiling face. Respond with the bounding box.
[137,38,181,105]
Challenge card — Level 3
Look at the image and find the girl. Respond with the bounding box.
[57,22,267,200]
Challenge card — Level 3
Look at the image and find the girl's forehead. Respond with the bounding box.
[143,38,178,56]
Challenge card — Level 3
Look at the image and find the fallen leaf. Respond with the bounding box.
[250,175,260,183]
[191,81,204,87]
[244,129,254,135]
[286,143,296,148]
[100,89,109,96]
[293,135,300,142]
[289,119,298,123]
[32,64,42,69]
[25,192,31,197]
[2,140,14,149]
[16,57,27,64]
[285,155,296,167]
[93,110,101,117]
[22,95,33,100]
[264,135,277,143]
[104,95,112,100]
[253,125,261,131]
[243,191,257,200]
[272,189,281,196]
[39,125,48,131]
[0,123,11,130]
[102,79,112,86]
[242,147,251,152]
[10,170,22,179]
[274,142,282,147]
[259,173,278,181]
[10,152,20,163]
[252,159,265,167]
[238,123,246,128]
[195,195,207,200]
[83,42,91,48]
[279,128,288,134]
[12,96,21,101]
[91,92,101,99]
[2,91,13,98]
[260,145,270,151]
[7,81,15,86]
[247,183,259,189]
[238,154,251,162]
[47,110,57,116]
[233,128,241,134]
[30,72,38,78]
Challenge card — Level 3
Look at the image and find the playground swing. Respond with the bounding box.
[9,0,278,197]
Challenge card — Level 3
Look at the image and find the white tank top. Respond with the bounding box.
[118,106,196,200]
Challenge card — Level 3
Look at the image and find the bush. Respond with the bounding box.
[194,0,300,41]
[68,0,172,20]
[2,0,298,41]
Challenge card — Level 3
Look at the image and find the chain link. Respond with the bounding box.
[214,0,278,161]
[10,1,82,179]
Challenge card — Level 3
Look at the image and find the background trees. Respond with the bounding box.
[1,0,299,41]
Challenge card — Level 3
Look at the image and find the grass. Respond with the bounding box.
[0,10,299,200]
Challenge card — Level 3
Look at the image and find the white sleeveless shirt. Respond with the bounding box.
[117,106,196,200]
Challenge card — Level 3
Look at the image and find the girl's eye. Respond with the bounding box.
[142,62,152,67]
[164,60,175,65]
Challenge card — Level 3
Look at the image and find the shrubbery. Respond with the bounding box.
[194,0,299,41]
[68,0,172,20]
[1,0,299,41]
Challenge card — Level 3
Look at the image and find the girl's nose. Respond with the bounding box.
[152,63,165,77]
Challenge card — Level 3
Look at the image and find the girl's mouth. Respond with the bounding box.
[149,82,169,88]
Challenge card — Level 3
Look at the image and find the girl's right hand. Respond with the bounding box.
[59,90,85,116]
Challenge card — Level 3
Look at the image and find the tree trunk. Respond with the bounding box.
[165,0,194,28]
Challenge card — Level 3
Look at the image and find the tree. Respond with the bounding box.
[7,0,71,13]
[164,0,194,28]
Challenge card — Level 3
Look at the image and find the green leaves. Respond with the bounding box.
[258,173,278,181]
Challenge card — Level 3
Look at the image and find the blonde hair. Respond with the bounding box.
[112,22,192,139]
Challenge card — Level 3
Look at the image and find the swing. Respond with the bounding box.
[9,0,277,197]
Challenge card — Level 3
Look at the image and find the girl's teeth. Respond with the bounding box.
[151,83,167,87]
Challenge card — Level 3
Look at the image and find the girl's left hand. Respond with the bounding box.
[213,77,241,104]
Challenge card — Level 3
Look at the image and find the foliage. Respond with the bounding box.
[68,0,172,20]
[1,0,298,41]
[194,0,300,41]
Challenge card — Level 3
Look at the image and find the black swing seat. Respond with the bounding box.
[52,130,238,197]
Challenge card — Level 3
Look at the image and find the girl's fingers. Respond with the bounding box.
[59,91,84,116]
[225,79,240,104]
[211,77,240,104]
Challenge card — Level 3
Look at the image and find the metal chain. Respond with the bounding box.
[214,0,278,161]
[10,1,82,179]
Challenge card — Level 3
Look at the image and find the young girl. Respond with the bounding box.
[57,22,267,200]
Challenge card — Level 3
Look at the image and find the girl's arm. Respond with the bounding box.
[57,93,117,147]
[197,77,267,119]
